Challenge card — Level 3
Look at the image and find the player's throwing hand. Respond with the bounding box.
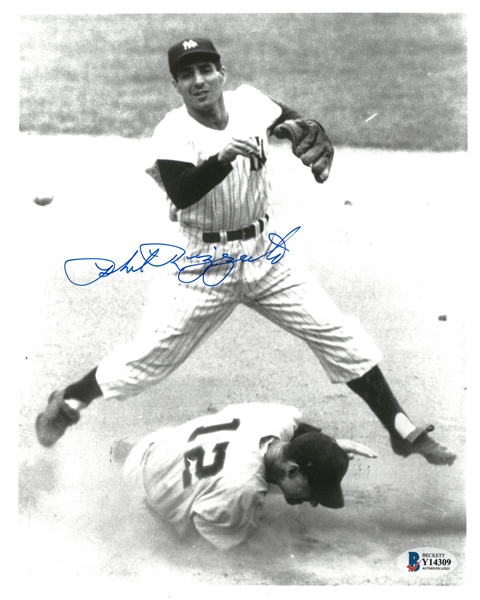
[218,137,261,163]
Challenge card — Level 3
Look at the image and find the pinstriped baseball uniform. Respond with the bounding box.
[124,403,302,549]
[154,84,276,231]
[95,84,382,400]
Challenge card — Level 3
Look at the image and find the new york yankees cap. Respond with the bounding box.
[289,431,350,509]
[168,38,221,76]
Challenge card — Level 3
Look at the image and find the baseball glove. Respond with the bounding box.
[274,118,334,183]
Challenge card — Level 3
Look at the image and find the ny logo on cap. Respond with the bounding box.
[183,40,198,50]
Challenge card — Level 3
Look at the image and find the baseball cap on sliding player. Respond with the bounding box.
[288,432,350,508]
[168,38,221,77]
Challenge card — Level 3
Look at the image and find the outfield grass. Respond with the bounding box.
[20,13,467,151]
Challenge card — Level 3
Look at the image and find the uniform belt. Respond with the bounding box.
[203,215,269,244]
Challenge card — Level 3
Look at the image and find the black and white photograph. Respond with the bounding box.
[1,1,475,596]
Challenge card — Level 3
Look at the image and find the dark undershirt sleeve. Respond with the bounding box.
[268,100,328,136]
[157,155,233,209]
[268,100,304,135]
[158,98,309,210]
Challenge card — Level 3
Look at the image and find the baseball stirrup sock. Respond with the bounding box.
[64,367,102,405]
[346,365,414,440]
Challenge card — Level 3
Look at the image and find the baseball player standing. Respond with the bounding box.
[36,37,456,467]
[121,403,377,549]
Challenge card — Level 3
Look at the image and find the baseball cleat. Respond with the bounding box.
[35,389,81,447]
[390,425,457,466]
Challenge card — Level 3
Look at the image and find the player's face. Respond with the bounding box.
[279,470,319,507]
[173,61,226,112]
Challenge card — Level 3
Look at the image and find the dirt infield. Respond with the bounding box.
[13,135,468,591]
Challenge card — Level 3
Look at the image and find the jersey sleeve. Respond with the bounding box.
[266,405,303,441]
[235,84,282,129]
[151,109,198,164]
[192,478,266,550]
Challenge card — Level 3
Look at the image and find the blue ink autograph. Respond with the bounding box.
[64,227,301,288]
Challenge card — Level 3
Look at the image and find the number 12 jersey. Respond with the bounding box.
[124,403,301,549]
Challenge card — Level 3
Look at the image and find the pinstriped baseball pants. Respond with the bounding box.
[96,223,382,400]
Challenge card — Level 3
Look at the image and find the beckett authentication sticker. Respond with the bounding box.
[397,547,457,577]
